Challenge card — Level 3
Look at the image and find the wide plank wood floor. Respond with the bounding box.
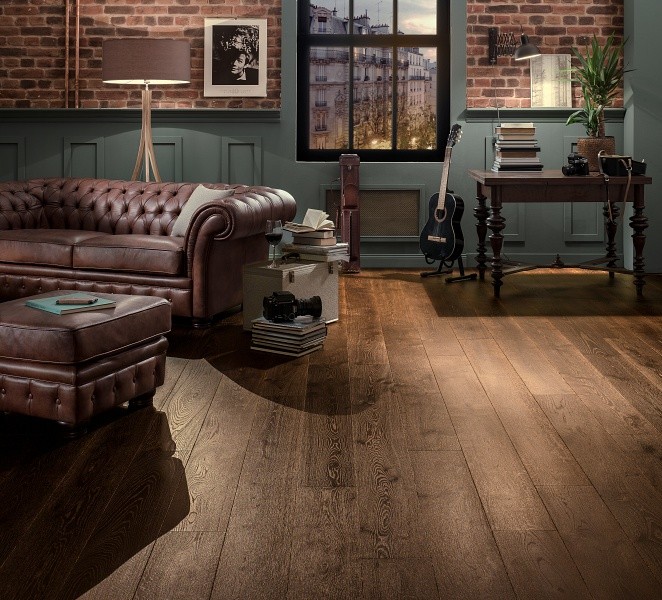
[0,268,661,599]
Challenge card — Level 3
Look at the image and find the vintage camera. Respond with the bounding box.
[263,291,323,322]
[562,153,590,176]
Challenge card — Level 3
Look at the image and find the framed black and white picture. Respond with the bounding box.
[204,18,267,97]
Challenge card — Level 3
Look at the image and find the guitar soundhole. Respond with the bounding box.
[435,208,447,222]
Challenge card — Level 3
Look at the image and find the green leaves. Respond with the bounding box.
[565,88,602,137]
[566,33,631,138]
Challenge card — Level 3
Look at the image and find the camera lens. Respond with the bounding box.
[296,296,323,318]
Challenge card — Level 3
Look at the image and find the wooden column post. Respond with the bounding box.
[339,153,360,273]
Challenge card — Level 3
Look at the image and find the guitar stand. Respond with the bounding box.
[420,256,478,283]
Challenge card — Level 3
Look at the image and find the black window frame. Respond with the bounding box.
[297,0,450,162]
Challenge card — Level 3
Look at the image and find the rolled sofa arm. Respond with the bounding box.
[183,185,297,276]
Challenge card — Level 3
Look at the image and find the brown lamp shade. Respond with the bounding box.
[102,38,190,85]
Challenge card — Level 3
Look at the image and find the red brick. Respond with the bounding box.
[466,0,624,108]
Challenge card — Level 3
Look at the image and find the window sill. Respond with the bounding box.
[463,107,626,123]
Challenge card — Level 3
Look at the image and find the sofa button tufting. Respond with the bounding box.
[1,389,5,395]
[28,393,33,400]
[55,398,61,405]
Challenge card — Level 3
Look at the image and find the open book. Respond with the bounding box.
[283,208,335,233]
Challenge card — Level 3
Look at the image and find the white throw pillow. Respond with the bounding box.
[170,185,235,237]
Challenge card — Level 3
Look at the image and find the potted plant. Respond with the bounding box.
[565,33,631,171]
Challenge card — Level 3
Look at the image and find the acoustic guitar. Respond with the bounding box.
[419,124,464,263]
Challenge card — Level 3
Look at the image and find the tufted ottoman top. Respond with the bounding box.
[0,292,171,364]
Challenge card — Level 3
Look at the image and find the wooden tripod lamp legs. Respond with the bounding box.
[131,85,162,183]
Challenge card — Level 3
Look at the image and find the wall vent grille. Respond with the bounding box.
[325,188,421,237]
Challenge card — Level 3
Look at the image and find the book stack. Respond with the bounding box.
[250,316,327,357]
[282,208,350,262]
[491,122,543,172]
[26,293,117,315]
[281,241,349,262]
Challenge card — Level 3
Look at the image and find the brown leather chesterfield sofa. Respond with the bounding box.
[0,178,296,325]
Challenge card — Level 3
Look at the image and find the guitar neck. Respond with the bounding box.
[436,146,454,210]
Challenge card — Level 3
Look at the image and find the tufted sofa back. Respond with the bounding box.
[0,178,236,236]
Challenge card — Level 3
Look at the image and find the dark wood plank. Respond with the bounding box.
[134,531,223,600]
[287,487,360,599]
[153,355,188,410]
[350,361,426,559]
[77,546,153,600]
[538,484,662,600]
[429,353,553,531]
[357,558,440,600]
[479,315,575,396]
[173,373,260,532]
[160,358,223,463]
[0,407,159,600]
[344,276,390,365]
[210,359,307,600]
[553,312,662,432]
[493,530,592,600]
[536,393,662,580]
[462,337,588,486]
[302,316,355,488]
[412,450,515,599]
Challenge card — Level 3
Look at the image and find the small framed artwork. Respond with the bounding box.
[530,54,572,108]
[204,18,268,97]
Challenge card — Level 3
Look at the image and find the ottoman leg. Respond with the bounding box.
[128,390,155,410]
[58,421,89,439]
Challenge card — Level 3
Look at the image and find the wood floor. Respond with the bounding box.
[0,269,661,599]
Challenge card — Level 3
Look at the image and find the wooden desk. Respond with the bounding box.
[468,169,653,297]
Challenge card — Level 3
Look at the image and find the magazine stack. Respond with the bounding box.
[491,122,543,172]
[250,316,327,357]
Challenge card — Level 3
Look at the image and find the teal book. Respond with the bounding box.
[25,294,116,315]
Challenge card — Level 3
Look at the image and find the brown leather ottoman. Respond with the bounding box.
[0,291,171,435]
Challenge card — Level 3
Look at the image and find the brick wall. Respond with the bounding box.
[0,0,282,109]
[466,0,624,108]
[1,1,624,111]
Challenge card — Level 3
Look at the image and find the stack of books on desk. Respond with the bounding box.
[250,316,327,357]
[492,122,543,172]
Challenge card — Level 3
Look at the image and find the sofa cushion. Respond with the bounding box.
[0,230,107,268]
[73,234,186,276]
[170,185,235,237]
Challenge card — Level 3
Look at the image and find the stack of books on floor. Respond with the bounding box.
[491,122,543,172]
[282,209,349,262]
[250,316,327,357]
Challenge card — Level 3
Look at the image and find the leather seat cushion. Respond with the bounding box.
[0,230,107,268]
[0,291,171,364]
[73,234,186,276]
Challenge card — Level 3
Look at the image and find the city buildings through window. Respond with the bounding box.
[297,1,449,162]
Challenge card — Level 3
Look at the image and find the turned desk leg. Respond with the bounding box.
[487,192,505,298]
[630,186,648,297]
[604,203,620,279]
[474,188,489,281]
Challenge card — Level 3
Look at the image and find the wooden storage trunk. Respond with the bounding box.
[242,260,339,330]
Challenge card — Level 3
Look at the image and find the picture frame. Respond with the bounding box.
[530,54,572,108]
[204,18,268,98]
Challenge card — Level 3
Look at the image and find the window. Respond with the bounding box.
[297,0,449,162]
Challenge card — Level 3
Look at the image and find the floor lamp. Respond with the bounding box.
[102,38,190,182]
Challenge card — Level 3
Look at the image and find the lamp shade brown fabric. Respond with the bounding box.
[102,38,191,85]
